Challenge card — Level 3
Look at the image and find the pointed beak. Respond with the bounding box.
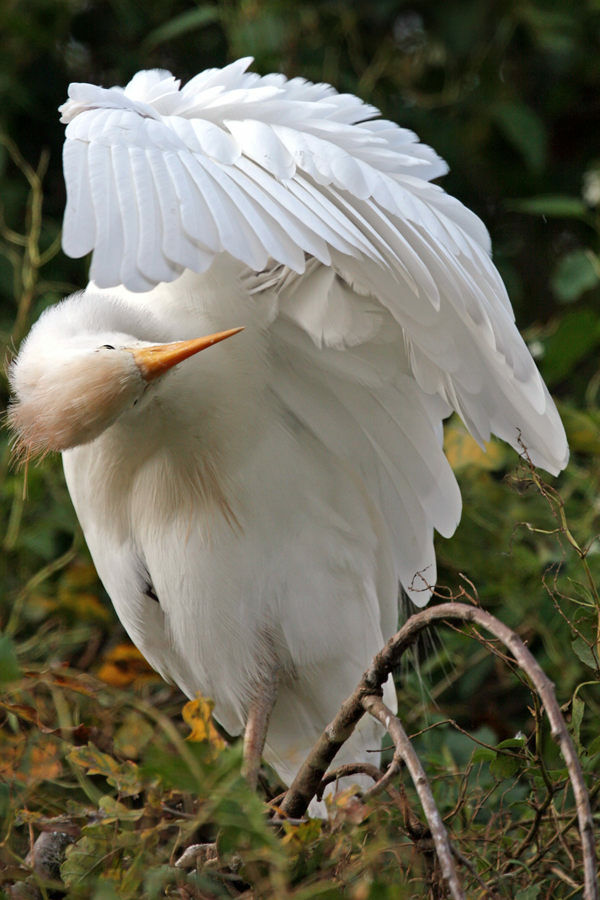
[129,327,244,382]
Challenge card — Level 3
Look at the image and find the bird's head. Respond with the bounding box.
[7,293,243,460]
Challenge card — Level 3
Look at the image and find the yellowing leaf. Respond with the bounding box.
[444,421,506,472]
[99,794,144,823]
[182,695,226,759]
[58,589,112,622]
[28,742,63,780]
[0,701,41,728]
[560,406,600,454]
[61,833,114,888]
[68,743,142,795]
[68,743,121,779]
[97,643,158,687]
[114,711,154,759]
[329,786,368,823]
[281,818,322,846]
[0,735,63,783]
[60,561,100,591]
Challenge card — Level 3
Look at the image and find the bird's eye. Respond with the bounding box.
[100,344,116,350]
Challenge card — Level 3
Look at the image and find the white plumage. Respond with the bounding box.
[10,58,567,806]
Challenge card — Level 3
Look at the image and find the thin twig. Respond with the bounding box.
[363,695,466,900]
[316,761,383,798]
[450,846,502,900]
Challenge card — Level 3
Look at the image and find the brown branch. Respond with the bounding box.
[363,695,466,900]
[280,602,597,900]
[316,761,383,798]
[361,757,403,801]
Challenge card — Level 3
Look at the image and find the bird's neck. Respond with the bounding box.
[68,264,276,540]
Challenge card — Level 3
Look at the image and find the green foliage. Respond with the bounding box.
[1,1,600,898]
[0,636,21,684]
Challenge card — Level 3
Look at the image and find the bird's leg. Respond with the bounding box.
[242,660,280,789]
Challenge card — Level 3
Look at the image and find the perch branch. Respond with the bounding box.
[280,602,597,900]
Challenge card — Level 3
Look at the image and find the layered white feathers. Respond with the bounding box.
[58,59,568,607]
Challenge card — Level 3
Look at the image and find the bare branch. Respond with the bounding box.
[316,761,383,798]
[280,602,597,900]
[360,758,403,801]
[363,695,466,900]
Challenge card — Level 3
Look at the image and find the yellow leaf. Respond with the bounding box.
[444,420,506,472]
[182,695,226,758]
[97,643,158,688]
[280,818,322,846]
[60,561,100,590]
[28,742,64,780]
[328,786,368,823]
[55,560,112,622]
[58,589,112,622]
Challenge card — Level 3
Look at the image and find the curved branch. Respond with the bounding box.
[280,602,597,900]
[316,761,383,798]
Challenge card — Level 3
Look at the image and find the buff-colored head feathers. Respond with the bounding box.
[8,340,144,460]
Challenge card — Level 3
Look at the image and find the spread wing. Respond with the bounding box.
[59,58,568,599]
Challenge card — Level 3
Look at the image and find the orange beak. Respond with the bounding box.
[130,327,244,382]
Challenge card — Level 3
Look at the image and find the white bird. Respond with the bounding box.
[9,58,568,809]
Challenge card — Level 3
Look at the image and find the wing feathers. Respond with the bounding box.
[59,60,568,568]
[270,317,459,602]
[62,140,95,258]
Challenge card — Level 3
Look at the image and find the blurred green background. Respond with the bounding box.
[3,0,600,336]
[1,1,600,897]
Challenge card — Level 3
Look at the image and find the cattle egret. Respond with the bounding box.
[8,59,568,810]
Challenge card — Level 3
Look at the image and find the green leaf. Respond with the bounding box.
[144,866,180,899]
[509,195,589,219]
[495,737,526,751]
[471,747,497,763]
[141,7,220,52]
[492,101,547,172]
[141,743,203,793]
[92,883,122,900]
[0,783,10,819]
[61,832,113,888]
[0,634,22,684]
[490,753,521,779]
[542,310,600,385]
[515,886,541,900]
[551,250,600,303]
[571,637,599,671]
